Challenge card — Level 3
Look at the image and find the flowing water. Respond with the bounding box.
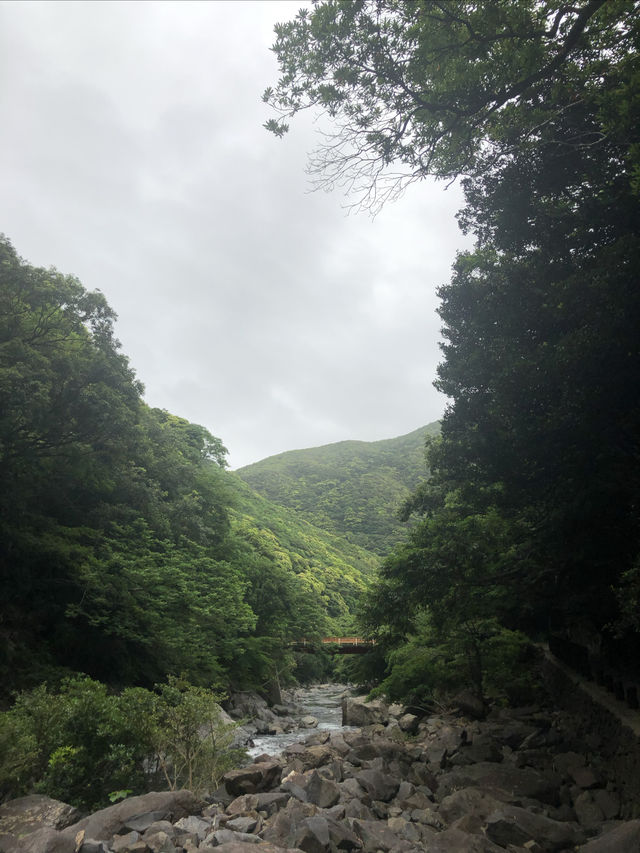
[246,682,351,758]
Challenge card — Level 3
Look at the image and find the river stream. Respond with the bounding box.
[246,683,351,758]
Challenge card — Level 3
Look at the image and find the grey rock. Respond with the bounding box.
[123,812,170,834]
[436,762,561,805]
[401,790,434,811]
[398,714,419,734]
[292,816,330,853]
[591,789,620,821]
[386,816,421,842]
[354,769,399,803]
[0,796,81,839]
[141,820,176,838]
[226,692,269,720]
[339,778,367,801]
[289,744,335,770]
[299,716,319,729]
[439,786,505,826]
[407,761,438,790]
[77,841,111,853]
[341,697,389,727]
[174,815,211,840]
[484,805,585,851]
[69,791,204,842]
[227,793,289,817]
[350,818,412,852]
[454,690,486,719]
[272,704,296,717]
[578,820,640,852]
[305,771,341,808]
[343,801,375,821]
[451,734,503,765]
[409,808,444,830]
[425,827,505,852]
[226,816,259,834]
[224,761,282,796]
[573,791,606,832]
[15,827,77,853]
[143,830,176,853]
[394,781,415,804]
[552,751,586,777]
[210,843,304,853]
[570,766,600,789]
[211,828,262,845]
[112,831,141,852]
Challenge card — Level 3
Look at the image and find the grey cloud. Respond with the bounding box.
[0,1,470,468]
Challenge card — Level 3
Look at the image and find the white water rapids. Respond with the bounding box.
[246,683,351,758]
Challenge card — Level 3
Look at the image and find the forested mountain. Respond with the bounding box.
[0,235,375,700]
[235,423,439,554]
[228,475,379,631]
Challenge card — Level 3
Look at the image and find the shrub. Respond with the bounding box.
[0,674,243,809]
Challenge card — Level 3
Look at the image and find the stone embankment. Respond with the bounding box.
[1,695,639,853]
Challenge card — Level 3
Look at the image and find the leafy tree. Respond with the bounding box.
[268,0,640,691]
[264,0,630,208]
[0,676,242,810]
[434,40,640,641]
[0,237,247,694]
[151,676,243,795]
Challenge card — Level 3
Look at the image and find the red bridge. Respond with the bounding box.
[293,637,374,654]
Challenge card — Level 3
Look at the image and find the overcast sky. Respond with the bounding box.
[0,0,471,469]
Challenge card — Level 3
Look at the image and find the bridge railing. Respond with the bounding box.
[321,636,370,646]
[293,636,374,647]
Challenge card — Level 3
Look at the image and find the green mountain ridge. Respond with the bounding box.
[235,422,440,555]
[227,473,380,632]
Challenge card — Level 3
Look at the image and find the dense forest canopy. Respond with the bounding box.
[236,423,440,554]
[0,235,376,701]
[267,0,640,704]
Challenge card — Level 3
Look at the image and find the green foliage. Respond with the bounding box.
[0,234,379,698]
[235,424,439,555]
[0,676,242,810]
[370,613,542,710]
[151,676,244,795]
[0,677,152,810]
[269,1,640,697]
[265,1,629,208]
[228,473,379,635]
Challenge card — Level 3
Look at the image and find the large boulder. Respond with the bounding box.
[11,827,77,853]
[206,839,304,853]
[0,796,80,841]
[578,820,640,852]
[223,761,282,796]
[354,770,399,803]
[484,804,585,851]
[439,787,505,828]
[436,762,561,806]
[341,697,388,727]
[304,772,341,809]
[226,692,269,720]
[227,793,289,817]
[425,827,505,852]
[68,790,204,841]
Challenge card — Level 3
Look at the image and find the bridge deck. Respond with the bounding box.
[293,637,374,654]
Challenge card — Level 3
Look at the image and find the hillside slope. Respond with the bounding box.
[235,423,439,554]
[227,473,380,633]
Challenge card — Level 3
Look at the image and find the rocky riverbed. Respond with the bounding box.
[1,692,639,853]
[225,684,351,758]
